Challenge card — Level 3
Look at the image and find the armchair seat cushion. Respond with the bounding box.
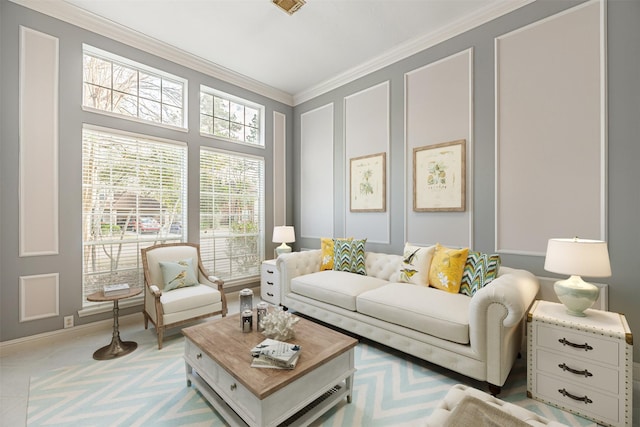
[161,284,221,314]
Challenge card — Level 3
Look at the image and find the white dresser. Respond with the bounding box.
[527,300,633,427]
[260,259,280,305]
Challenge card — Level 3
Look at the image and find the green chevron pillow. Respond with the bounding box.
[160,258,199,291]
[459,251,501,296]
[333,238,367,275]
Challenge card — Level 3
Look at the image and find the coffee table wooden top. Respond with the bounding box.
[182,313,357,399]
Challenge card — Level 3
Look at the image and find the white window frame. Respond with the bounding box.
[200,85,265,147]
[82,44,188,131]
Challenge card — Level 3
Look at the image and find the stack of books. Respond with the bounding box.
[250,338,301,369]
[103,283,130,297]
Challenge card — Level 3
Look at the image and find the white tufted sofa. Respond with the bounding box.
[277,250,539,394]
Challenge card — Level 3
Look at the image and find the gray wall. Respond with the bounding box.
[0,1,293,340]
[292,0,640,362]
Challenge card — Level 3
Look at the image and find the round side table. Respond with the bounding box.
[86,288,142,360]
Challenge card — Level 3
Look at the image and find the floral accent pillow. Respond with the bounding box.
[428,244,469,293]
[160,258,199,291]
[397,243,435,286]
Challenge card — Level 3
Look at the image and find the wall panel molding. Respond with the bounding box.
[19,273,60,322]
[405,49,474,248]
[19,26,59,256]
[344,81,390,244]
[273,111,287,227]
[495,0,606,255]
[300,103,334,239]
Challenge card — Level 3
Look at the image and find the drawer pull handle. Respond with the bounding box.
[267,269,274,274]
[196,353,202,359]
[267,292,274,297]
[558,363,593,378]
[558,388,592,404]
[267,281,274,285]
[230,383,237,391]
[558,338,593,351]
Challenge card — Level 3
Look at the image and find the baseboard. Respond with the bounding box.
[0,312,140,357]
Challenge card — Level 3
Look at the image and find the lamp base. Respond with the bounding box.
[275,242,291,256]
[553,275,599,317]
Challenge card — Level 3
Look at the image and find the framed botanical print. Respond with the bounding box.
[350,152,386,212]
[413,139,466,212]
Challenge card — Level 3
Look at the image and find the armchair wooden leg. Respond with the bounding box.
[157,327,164,350]
[143,312,149,329]
[488,383,501,396]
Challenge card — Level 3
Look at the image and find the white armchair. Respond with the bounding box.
[141,243,227,349]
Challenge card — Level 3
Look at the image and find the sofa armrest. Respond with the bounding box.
[276,249,322,295]
[469,267,539,328]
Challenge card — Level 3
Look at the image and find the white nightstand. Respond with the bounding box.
[260,259,280,306]
[527,300,633,427]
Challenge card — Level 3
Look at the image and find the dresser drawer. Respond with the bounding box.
[185,339,218,383]
[261,261,280,304]
[537,323,619,366]
[534,372,621,425]
[536,348,619,394]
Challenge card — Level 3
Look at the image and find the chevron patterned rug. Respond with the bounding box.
[27,337,594,427]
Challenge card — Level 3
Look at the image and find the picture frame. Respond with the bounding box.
[350,152,386,212]
[413,139,466,212]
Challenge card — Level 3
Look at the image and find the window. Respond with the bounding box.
[200,148,264,283]
[83,45,187,129]
[200,86,264,146]
[81,126,187,304]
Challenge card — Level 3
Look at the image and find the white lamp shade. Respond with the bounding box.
[544,238,611,277]
[272,226,295,244]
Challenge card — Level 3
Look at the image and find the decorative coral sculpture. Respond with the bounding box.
[260,309,299,341]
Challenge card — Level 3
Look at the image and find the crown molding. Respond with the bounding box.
[293,0,535,105]
[10,0,295,106]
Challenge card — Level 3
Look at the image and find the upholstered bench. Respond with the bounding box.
[425,384,567,426]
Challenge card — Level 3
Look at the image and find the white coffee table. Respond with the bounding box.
[183,313,357,427]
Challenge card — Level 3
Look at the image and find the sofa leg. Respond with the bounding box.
[488,383,501,396]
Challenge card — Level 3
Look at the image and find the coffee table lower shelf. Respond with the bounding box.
[188,370,353,427]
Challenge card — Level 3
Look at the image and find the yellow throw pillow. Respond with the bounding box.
[428,243,469,293]
[320,237,352,271]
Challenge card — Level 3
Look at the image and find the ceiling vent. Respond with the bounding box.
[272,0,306,15]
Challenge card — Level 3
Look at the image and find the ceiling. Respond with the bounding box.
[47,0,530,104]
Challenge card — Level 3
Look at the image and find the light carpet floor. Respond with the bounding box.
[26,335,595,427]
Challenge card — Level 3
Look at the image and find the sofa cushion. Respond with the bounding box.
[320,237,352,271]
[396,243,435,286]
[291,270,388,311]
[429,244,469,293]
[356,283,470,344]
[160,258,199,291]
[333,238,367,275]
[459,251,501,297]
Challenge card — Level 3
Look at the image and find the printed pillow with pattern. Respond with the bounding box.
[160,258,199,291]
[320,237,353,271]
[333,238,367,275]
[428,243,469,293]
[459,251,501,297]
[397,243,436,286]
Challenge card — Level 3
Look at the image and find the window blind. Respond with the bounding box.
[200,148,264,284]
[81,126,187,303]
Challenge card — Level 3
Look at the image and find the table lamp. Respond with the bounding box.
[544,237,611,316]
[273,226,295,256]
